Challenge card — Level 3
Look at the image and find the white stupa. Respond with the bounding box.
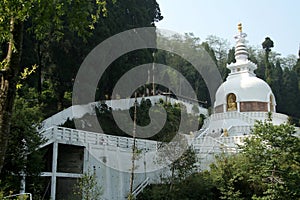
[202,23,288,137]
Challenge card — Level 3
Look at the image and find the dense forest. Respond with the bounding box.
[6,2,300,124]
[18,25,300,124]
[0,0,163,197]
[0,0,300,199]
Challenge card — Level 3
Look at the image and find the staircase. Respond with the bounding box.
[130,177,150,198]
[193,135,241,170]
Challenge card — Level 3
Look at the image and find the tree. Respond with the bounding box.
[74,169,103,200]
[282,68,300,117]
[262,37,274,83]
[280,54,297,70]
[210,120,300,199]
[262,37,274,58]
[155,34,211,106]
[205,35,230,81]
[271,60,283,112]
[293,56,300,89]
[158,145,197,192]
[94,0,162,100]
[205,35,230,68]
[39,0,163,108]
[210,154,253,200]
[140,147,198,200]
[0,0,109,173]
[227,47,236,64]
[242,121,300,199]
[0,95,45,197]
[138,171,218,200]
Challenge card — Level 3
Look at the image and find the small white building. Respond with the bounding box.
[39,96,207,200]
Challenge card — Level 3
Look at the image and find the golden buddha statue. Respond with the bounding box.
[227,93,237,111]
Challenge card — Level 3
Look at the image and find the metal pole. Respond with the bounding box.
[20,139,27,194]
[152,52,155,96]
[129,93,138,199]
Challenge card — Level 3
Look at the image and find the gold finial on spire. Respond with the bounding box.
[238,23,242,33]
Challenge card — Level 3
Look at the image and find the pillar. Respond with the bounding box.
[51,142,58,200]
[237,101,240,112]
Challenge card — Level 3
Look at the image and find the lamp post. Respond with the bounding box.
[152,52,155,96]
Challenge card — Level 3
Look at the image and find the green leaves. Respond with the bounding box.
[73,169,103,200]
[0,95,45,195]
[262,37,274,53]
[210,121,300,199]
[0,0,109,43]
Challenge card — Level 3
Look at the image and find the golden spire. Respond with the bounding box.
[238,23,242,33]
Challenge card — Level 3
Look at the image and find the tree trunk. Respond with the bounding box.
[0,19,24,173]
[57,91,65,111]
[37,42,42,97]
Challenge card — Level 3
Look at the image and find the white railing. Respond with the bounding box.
[194,135,247,148]
[272,112,288,121]
[193,136,238,167]
[228,125,252,135]
[131,177,150,198]
[238,112,257,124]
[202,118,210,130]
[41,126,249,167]
[193,117,210,138]
[41,126,159,151]
[211,112,288,125]
[192,135,248,170]
[210,112,255,124]
[194,127,209,138]
[246,112,288,122]
[41,95,208,130]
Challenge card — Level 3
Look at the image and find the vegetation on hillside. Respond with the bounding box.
[1,0,300,198]
[60,98,202,141]
[138,120,300,199]
[0,0,163,197]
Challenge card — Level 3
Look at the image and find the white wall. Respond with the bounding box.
[41,95,208,130]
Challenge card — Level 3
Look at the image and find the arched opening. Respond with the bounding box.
[227,93,237,111]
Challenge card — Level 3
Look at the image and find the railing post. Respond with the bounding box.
[70,128,72,142]
[53,127,57,140]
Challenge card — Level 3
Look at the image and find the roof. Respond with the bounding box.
[214,72,275,107]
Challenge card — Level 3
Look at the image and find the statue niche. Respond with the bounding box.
[227,93,237,111]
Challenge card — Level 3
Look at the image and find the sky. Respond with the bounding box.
[155,0,300,57]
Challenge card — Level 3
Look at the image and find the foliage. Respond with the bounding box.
[210,154,258,199]
[242,121,300,199]
[141,121,300,200]
[155,33,212,106]
[262,37,274,84]
[0,95,45,197]
[206,35,230,69]
[61,98,198,142]
[139,147,201,200]
[210,121,300,199]
[168,147,197,183]
[262,37,274,53]
[73,169,103,200]
[2,1,300,198]
[139,170,218,200]
[0,0,109,44]
[0,0,115,174]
